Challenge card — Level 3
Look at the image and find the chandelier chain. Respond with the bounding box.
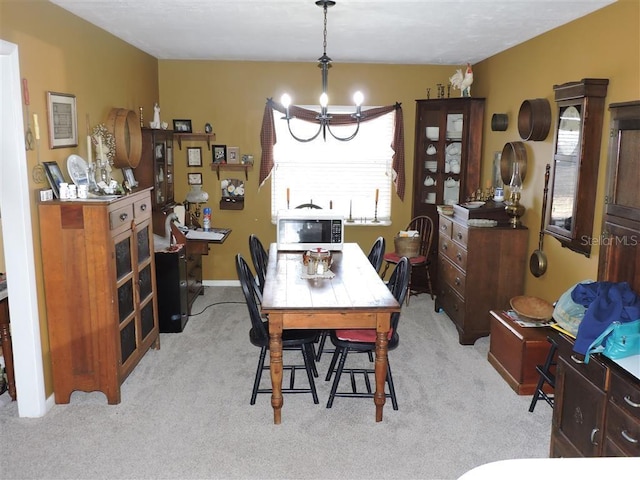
[322,3,328,56]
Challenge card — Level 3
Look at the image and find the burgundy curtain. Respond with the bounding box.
[259,99,405,200]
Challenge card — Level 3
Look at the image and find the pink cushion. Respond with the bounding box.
[384,252,426,264]
[336,328,394,343]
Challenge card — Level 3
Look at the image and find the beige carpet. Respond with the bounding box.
[0,287,552,479]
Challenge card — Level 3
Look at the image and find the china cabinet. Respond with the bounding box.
[551,101,640,457]
[135,128,176,235]
[412,98,484,291]
[598,100,640,281]
[544,78,608,257]
[39,188,159,404]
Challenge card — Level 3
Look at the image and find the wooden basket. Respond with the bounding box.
[394,236,420,258]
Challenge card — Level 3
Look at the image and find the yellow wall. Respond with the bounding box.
[158,60,453,280]
[0,0,160,397]
[0,0,638,401]
[473,0,639,302]
[157,0,639,289]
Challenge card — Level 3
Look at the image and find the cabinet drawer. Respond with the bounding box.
[609,369,640,421]
[439,215,453,238]
[557,334,607,389]
[438,255,466,297]
[605,401,640,456]
[134,197,151,221]
[451,222,469,247]
[438,283,465,330]
[439,233,468,271]
[109,204,134,230]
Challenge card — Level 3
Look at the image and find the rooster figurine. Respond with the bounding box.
[449,63,473,97]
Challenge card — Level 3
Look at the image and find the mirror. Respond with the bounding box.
[544,78,609,257]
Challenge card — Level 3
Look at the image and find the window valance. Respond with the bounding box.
[259,99,405,200]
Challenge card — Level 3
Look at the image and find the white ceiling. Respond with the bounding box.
[50,0,615,65]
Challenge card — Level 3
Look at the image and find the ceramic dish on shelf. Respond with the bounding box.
[447,131,462,140]
[462,201,485,209]
[510,295,554,321]
[66,154,90,186]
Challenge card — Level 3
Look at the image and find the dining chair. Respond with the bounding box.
[367,236,386,273]
[248,234,268,300]
[380,215,434,304]
[315,236,387,362]
[235,254,319,405]
[325,256,410,410]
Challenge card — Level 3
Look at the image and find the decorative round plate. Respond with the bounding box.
[462,201,485,209]
[66,154,90,186]
[510,295,554,321]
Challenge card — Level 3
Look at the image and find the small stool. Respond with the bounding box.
[528,335,558,412]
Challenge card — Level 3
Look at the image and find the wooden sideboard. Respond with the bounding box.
[551,333,640,457]
[0,294,16,400]
[435,208,528,344]
[39,188,159,404]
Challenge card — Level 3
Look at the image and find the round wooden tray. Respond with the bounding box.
[510,295,554,321]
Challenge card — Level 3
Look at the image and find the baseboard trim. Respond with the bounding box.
[203,280,241,287]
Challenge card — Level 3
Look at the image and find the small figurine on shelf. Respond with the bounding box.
[150,102,160,129]
[450,63,474,97]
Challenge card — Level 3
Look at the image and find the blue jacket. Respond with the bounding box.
[572,281,640,355]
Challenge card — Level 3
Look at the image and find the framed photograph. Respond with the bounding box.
[187,147,203,167]
[122,167,138,188]
[43,161,66,198]
[227,146,240,164]
[212,145,227,164]
[172,119,192,133]
[46,92,78,149]
[188,172,203,185]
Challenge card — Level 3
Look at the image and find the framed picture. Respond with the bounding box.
[227,146,240,164]
[172,119,192,133]
[187,147,203,167]
[212,145,227,164]
[241,154,254,165]
[188,172,203,185]
[122,167,138,188]
[46,92,78,149]
[43,161,66,198]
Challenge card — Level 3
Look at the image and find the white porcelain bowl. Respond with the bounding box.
[426,127,439,140]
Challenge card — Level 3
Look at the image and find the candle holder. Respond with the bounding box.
[372,200,380,223]
[346,199,354,222]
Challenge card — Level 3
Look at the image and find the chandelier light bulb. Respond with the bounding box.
[281,93,292,109]
[319,92,329,108]
[353,91,364,106]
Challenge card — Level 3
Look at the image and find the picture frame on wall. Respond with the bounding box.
[188,172,203,185]
[212,145,227,164]
[43,161,66,198]
[172,119,192,133]
[227,146,240,164]
[46,92,78,149]
[187,147,202,167]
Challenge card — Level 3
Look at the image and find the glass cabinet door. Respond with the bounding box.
[154,142,166,204]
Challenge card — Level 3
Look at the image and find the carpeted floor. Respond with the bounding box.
[0,287,552,479]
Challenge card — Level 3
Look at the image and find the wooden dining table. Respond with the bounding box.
[261,243,401,424]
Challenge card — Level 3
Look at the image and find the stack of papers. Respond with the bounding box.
[185,229,227,241]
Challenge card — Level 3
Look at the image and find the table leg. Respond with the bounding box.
[374,315,390,422]
[269,313,284,424]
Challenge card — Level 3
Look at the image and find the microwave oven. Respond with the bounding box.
[276,210,345,251]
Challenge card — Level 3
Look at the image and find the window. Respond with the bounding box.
[271,107,395,224]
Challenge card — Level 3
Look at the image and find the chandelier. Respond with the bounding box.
[280,0,364,142]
